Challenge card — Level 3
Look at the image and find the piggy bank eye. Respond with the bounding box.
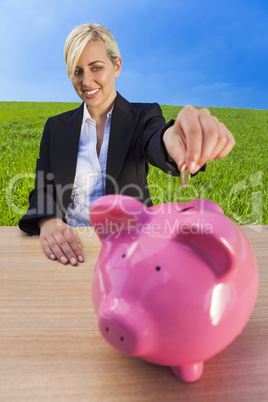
[155,266,161,271]
[122,254,126,258]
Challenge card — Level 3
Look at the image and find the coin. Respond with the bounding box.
[180,164,191,189]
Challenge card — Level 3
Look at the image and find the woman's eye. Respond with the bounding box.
[93,66,102,72]
[74,69,82,75]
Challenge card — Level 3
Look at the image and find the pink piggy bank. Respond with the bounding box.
[90,195,258,382]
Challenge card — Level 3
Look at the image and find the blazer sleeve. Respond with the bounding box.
[18,117,64,236]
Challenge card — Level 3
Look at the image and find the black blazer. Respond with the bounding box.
[19,93,192,235]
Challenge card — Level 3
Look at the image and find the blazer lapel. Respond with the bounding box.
[50,94,140,209]
[50,104,83,211]
[106,93,140,194]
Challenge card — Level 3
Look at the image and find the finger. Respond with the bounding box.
[177,106,203,173]
[46,232,79,266]
[162,126,186,170]
[40,237,57,261]
[73,229,82,249]
[74,231,84,262]
[63,229,84,263]
[206,118,229,160]
[214,127,236,159]
[206,117,236,160]
[196,109,220,168]
[169,135,187,170]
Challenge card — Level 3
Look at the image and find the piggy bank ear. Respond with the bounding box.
[90,195,149,240]
[173,211,240,282]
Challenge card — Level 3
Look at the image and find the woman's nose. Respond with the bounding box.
[82,71,94,86]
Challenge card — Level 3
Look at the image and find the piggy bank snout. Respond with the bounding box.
[99,301,154,357]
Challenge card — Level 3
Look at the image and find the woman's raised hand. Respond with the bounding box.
[163,105,235,174]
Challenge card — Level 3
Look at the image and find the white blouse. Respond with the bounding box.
[65,103,112,226]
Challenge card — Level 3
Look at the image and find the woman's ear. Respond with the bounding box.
[114,57,122,78]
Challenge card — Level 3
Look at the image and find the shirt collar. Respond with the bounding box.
[82,102,114,125]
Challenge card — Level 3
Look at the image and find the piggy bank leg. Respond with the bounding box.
[170,362,204,382]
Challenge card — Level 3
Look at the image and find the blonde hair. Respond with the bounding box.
[64,23,120,77]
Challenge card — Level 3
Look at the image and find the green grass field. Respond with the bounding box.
[0,102,267,226]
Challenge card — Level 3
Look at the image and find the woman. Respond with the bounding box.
[19,23,235,266]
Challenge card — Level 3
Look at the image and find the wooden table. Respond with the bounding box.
[0,226,267,402]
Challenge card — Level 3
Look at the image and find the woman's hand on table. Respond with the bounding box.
[39,217,84,266]
[163,105,235,174]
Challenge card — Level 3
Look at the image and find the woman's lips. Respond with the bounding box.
[83,88,100,98]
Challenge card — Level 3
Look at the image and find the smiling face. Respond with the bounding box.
[71,39,122,118]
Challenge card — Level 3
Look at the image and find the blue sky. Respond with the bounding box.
[1,0,268,108]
